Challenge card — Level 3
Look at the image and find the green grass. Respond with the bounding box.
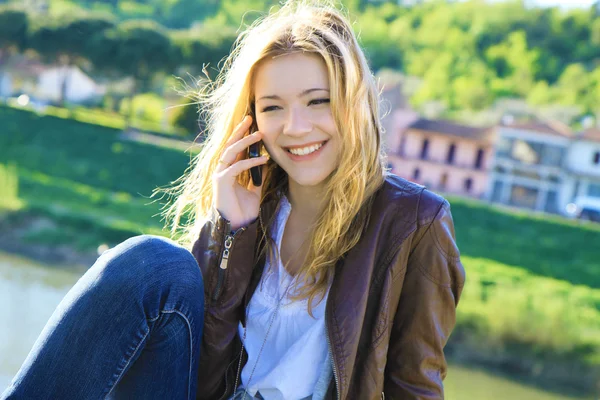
[0,106,192,198]
[448,196,600,289]
[0,163,22,211]
[0,105,189,249]
[447,256,600,394]
[445,365,591,400]
[457,256,600,360]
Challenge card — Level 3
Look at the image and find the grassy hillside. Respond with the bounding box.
[0,104,599,396]
[449,197,600,289]
[0,105,191,249]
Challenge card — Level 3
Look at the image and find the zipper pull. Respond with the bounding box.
[219,234,234,270]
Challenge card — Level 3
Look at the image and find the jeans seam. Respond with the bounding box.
[159,309,195,400]
[102,309,194,400]
[104,327,150,399]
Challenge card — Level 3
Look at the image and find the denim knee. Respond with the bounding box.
[89,235,204,314]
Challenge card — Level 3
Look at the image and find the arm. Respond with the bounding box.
[384,199,465,399]
[191,207,259,399]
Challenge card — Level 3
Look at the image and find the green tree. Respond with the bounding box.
[160,0,220,29]
[170,25,237,77]
[355,7,402,70]
[485,31,539,97]
[527,80,554,106]
[28,11,115,105]
[0,5,28,98]
[89,19,174,123]
[554,63,591,108]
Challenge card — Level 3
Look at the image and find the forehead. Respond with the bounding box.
[253,52,329,97]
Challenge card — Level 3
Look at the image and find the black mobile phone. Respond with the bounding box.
[248,120,263,187]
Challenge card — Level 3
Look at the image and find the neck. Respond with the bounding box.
[286,180,326,224]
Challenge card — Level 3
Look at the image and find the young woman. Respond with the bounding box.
[2,1,465,399]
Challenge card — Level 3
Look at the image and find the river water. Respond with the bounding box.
[0,252,81,391]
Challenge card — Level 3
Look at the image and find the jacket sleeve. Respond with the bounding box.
[191,207,259,399]
[384,199,465,399]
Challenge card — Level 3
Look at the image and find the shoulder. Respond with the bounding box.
[374,173,449,227]
[378,175,464,289]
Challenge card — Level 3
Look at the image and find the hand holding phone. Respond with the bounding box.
[213,115,268,231]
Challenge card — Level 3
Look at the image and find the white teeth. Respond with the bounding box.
[288,142,324,156]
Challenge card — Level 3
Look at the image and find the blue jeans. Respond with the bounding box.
[1,235,204,400]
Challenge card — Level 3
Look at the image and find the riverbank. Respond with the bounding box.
[0,211,100,271]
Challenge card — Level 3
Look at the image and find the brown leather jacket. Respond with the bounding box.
[191,175,465,400]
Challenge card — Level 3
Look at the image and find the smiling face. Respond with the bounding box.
[253,52,340,190]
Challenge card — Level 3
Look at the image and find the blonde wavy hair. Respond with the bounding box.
[156,0,388,312]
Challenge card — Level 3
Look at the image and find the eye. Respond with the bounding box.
[261,105,281,112]
[309,98,330,106]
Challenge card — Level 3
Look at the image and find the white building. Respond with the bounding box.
[486,121,572,214]
[36,65,106,103]
[563,128,600,208]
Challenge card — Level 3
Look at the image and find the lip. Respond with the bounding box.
[285,140,328,162]
[282,140,328,150]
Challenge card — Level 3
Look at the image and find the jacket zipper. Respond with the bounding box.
[325,307,341,400]
[217,208,264,400]
[212,223,246,303]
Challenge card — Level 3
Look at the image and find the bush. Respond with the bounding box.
[120,93,165,124]
[169,98,203,138]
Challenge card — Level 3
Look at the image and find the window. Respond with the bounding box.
[545,191,558,214]
[509,185,539,209]
[491,180,503,202]
[594,151,600,165]
[413,168,420,180]
[475,148,485,169]
[540,145,565,167]
[496,137,513,158]
[464,178,473,192]
[447,143,456,164]
[589,183,600,198]
[420,138,429,160]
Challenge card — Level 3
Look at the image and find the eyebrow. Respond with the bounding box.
[257,88,329,101]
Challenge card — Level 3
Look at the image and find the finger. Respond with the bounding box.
[217,132,263,172]
[222,156,269,178]
[225,115,253,147]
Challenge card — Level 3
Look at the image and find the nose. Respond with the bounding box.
[283,106,312,136]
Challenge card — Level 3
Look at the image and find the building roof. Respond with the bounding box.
[580,128,600,143]
[500,120,573,138]
[408,117,492,141]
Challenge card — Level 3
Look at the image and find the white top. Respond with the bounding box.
[237,194,330,400]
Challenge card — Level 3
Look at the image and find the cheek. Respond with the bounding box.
[316,109,337,131]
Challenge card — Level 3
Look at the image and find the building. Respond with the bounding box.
[563,128,600,207]
[0,53,106,104]
[36,65,106,104]
[388,118,495,198]
[486,121,572,214]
